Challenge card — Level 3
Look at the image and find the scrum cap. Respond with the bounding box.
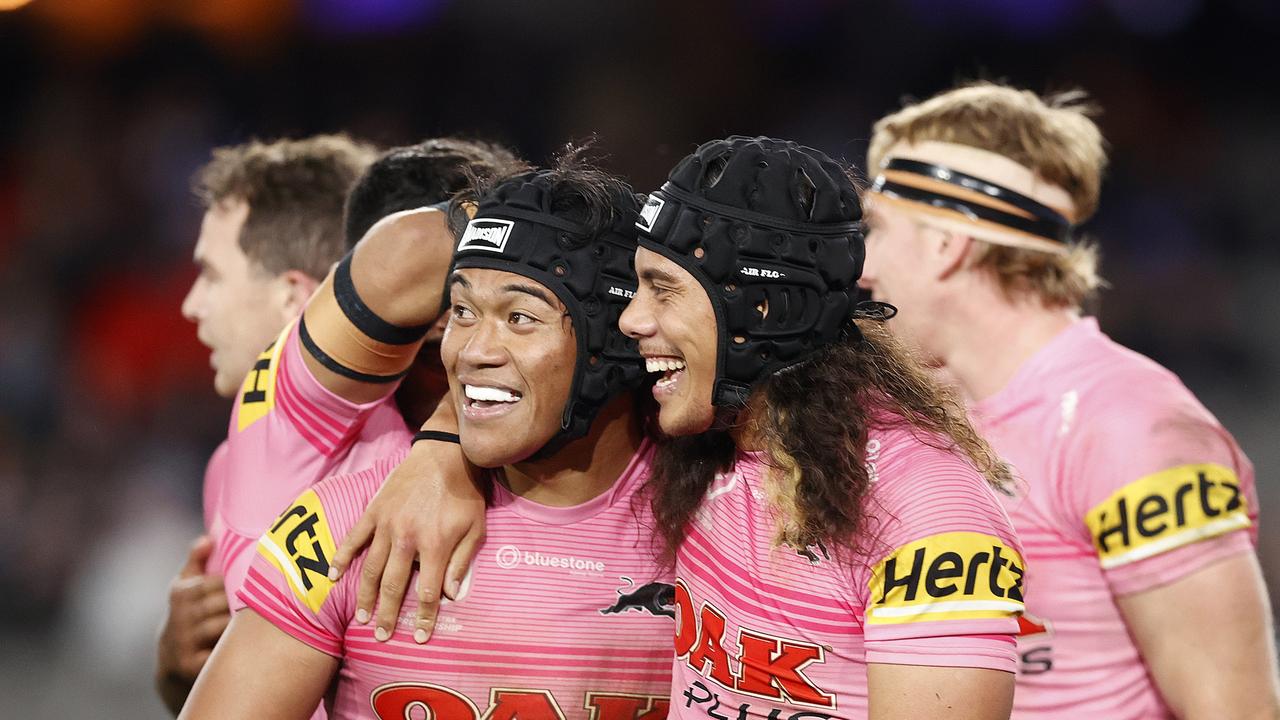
[636,136,865,407]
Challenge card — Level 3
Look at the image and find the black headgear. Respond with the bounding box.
[636,136,865,407]
[451,171,644,456]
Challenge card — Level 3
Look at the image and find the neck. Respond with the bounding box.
[931,279,1079,402]
[503,394,642,507]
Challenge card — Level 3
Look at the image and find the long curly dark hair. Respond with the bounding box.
[647,319,1011,564]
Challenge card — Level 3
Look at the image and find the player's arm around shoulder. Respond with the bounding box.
[329,396,486,646]
[300,208,454,404]
[1070,400,1277,719]
[178,610,338,720]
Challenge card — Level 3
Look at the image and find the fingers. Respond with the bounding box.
[355,535,391,626]
[412,550,447,645]
[372,538,416,641]
[180,535,214,579]
[444,525,485,601]
[195,611,231,647]
[329,513,375,582]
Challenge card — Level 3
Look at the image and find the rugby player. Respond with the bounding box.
[159,137,518,714]
[159,134,376,714]
[860,82,1278,718]
[617,135,1025,718]
[179,161,675,719]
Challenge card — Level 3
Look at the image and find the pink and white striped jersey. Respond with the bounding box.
[670,422,1025,720]
[204,320,410,610]
[239,441,674,720]
[970,317,1257,720]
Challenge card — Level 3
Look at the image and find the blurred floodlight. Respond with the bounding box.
[0,0,36,10]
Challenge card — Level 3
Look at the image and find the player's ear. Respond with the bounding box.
[277,268,321,319]
[933,229,974,280]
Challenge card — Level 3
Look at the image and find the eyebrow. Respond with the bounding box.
[502,283,555,306]
[639,267,679,284]
[448,272,470,289]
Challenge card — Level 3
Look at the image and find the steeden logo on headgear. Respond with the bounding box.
[636,195,665,233]
[458,218,514,253]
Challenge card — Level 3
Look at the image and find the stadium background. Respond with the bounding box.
[0,0,1276,716]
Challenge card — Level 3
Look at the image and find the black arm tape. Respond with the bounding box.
[298,315,408,385]
[412,430,460,445]
[334,253,431,345]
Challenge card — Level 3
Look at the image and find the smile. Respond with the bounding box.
[462,383,523,420]
[643,356,686,398]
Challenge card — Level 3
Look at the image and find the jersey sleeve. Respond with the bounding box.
[855,433,1024,672]
[220,320,402,541]
[1062,385,1258,596]
[237,450,409,656]
[237,486,351,657]
[234,319,400,461]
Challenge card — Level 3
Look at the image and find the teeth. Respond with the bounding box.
[464,385,521,403]
[644,358,687,373]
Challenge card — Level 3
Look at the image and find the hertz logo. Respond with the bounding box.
[256,489,337,612]
[867,532,1025,625]
[1085,463,1248,569]
[236,323,290,432]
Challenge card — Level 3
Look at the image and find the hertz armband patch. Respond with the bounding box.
[256,489,337,613]
[866,532,1025,625]
[1085,463,1249,570]
[236,323,290,432]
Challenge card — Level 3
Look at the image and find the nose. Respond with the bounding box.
[181,277,203,323]
[619,294,655,340]
[457,318,509,369]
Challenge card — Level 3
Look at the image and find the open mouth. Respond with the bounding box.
[644,356,687,396]
[463,383,523,416]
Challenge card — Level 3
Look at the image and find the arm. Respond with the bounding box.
[178,610,338,720]
[155,536,230,716]
[329,395,486,644]
[301,208,455,404]
[868,664,1014,720]
[1117,551,1280,720]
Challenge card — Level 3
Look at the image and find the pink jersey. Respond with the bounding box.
[969,317,1257,720]
[204,320,411,609]
[670,423,1025,720]
[239,441,674,720]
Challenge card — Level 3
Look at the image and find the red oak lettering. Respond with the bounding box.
[485,689,566,720]
[674,580,697,657]
[686,602,737,687]
[736,630,834,707]
[371,683,478,720]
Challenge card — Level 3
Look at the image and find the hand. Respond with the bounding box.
[329,438,485,644]
[156,536,231,715]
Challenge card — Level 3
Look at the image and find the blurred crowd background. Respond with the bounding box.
[1,0,1277,716]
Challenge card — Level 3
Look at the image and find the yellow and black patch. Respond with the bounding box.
[236,323,291,432]
[256,489,337,613]
[866,531,1025,625]
[1085,462,1249,569]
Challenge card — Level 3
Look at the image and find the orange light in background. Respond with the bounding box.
[0,0,37,11]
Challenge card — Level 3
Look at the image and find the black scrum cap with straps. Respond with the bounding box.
[451,170,644,456]
[636,136,865,407]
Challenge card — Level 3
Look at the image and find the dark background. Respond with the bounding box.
[1,0,1276,716]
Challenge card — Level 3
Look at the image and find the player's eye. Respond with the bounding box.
[509,311,537,325]
[451,304,476,322]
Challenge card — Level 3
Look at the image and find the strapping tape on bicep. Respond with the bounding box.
[300,253,429,384]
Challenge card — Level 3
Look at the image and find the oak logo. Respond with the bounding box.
[457,218,514,253]
[866,532,1025,625]
[236,323,290,431]
[256,489,336,612]
[370,683,669,720]
[1085,463,1249,569]
[674,580,836,709]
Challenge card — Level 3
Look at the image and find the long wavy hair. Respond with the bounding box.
[647,319,1011,564]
